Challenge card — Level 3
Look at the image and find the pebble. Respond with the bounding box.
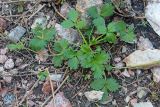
[122,46,127,53]
[0,55,8,64]
[133,102,153,107]
[115,62,124,69]
[55,23,82,44]
[122,69,130,77]
[9,69,18,75]
[15,58,23,66]
[114,57,121,63]
[0,66,4,72]
[76,0,103,13]
[31,17,47,29]
[2,71,12,83]
[4,59,14,69]
[84,90,104,102]
[137,36,154,50]
[0,47,8,55]
[137,87,149,99]
[125,96,131,103]
[3,93,15,105]
[49,74,63,82]
[8,26,26,42]
[151,67,160,83]
[60,2,72,18]
[130,98,137,106]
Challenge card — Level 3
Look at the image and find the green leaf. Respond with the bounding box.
[63,48,75,58]
[87,6,99,18]
[93,17,106,34]
[53,39,69,53]
[76,20,86,29]
[100,3,114,17]
[43,27,56,41]
[120,26,136,43]
[61,20,75,28]
[7,42,24,51]
[107,21,126,32]
[106,78,119,92]
[105,33,117,43]
[91,79,106,90]
[29,38,46,51]
[52,55,64,67]
[68,57,79,69]
[37,70,49,81]
[68,9,78,22]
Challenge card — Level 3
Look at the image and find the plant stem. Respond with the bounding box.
[77,28,87,44]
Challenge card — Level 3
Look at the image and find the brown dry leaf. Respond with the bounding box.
[45,92,72,107]
[42,80,56,95]
[35,49,49,62]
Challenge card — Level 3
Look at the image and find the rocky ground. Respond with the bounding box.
[0,0,160,107]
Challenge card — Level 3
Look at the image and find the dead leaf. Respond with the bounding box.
[42,80,56,95]
[35,49,49,62]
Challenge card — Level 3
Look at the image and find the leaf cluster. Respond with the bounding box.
[29,26,56,51]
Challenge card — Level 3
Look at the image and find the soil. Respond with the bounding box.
[0,0,160,107]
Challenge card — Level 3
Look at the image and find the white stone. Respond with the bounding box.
[122,69,130,77]
[60,3,72,18]
[55,23,82,44]
[0,55,8,64]
[8,26,26,42]
[125,96,131,103]
[31,17,47,29]
[0,66,4,72]
[137,36,154,50]
[124,49,160,69]
[145,3,160,36]
[76,0,103,13]
[0,48,8,55]
[2,71,12,83]
[49,74,62,82]
[9,69,18,75]
[151,67,160,83]
[137,87,148,99]
[133,102,153,107]
[4,59,14,69]
[84,90,104,102]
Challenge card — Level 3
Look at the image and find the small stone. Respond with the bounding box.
[18,64,29,70]
[133,102,153,107]
[76,0,103,13]
[137,87,149,99]
[8,26,26,42]
[137,36,154,50]
[0,55,8,64]
[125,96,131,103]
[4,59,14,69]
[78,92,83,97]
[0,66,4,72]
[115,62,124,69]
[55,23,82,44]
[84,90,104,102]
[0,18,7,33]
[122,69,130,77]
[2,71,12,83]
[130,98,137,106]
[136,70,142,75]
[122,46,127,53]
[3,93,15,105]
[114,57,121,63]
[49,74,62,82]
[60,3,72,18]
[123,49,160,69]
[15,58,23,66]
[9,69,18,75]
[112,99,117,106]
[31,17,47,29]
[151,67,160,83]
[0,48,8,55]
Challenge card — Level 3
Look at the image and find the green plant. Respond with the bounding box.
[29,26,56,51]
[52,3,135,99]
[37,70,49,81]
[7,2,136,100]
